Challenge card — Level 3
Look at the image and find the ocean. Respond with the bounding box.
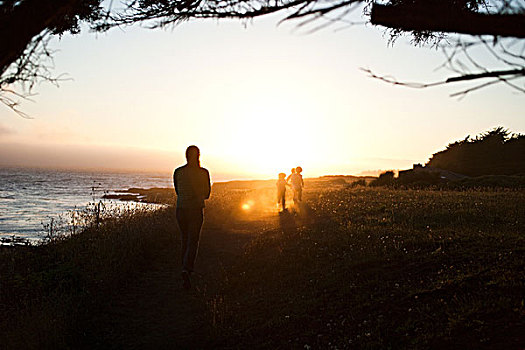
[0,167,173,243]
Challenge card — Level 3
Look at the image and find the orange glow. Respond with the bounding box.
[242,200,255,210]
[207,97,324,178]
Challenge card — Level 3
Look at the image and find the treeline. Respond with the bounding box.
[426,127,525,176]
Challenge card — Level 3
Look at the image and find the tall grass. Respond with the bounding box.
[0,202,177,349]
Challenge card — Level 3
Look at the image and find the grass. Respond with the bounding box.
[207,187,525,349]
[1,183,524,349]
[0,203,177,349]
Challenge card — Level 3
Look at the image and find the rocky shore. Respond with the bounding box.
[103,187,175,204]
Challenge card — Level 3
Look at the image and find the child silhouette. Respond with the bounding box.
[276,172,287,211]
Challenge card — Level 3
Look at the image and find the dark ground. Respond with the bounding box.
[82,205,277,349]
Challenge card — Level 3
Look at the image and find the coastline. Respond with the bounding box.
[2,184,523,348]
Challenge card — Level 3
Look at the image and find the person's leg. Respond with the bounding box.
[298,188,303,202]
[176,208,189,269]
[182,208,204,273]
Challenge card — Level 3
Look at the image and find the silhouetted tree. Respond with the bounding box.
[2,0,524,115]
[0,0,103,78]
[109,0,525,97]
[371,0,525,39]
[0,0,105,116]
[426,127,525,176]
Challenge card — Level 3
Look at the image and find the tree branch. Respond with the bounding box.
[362,66,525,97]
[371,3,525,38]
[446,68,525,82]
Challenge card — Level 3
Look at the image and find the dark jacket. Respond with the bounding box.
[173,165,211,208]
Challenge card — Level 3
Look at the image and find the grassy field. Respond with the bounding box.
[209,185,524,349]
[1,180,524,349]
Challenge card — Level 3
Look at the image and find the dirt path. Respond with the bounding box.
[81,208,279,349]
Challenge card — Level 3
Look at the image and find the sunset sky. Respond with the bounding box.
[1,8,524,181]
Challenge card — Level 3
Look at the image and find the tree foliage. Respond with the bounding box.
[0,0,104,82]
[0,0,106,116]
[426,127,525,176]
[1,0,524,115]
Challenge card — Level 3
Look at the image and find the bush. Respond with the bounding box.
[369,170,395,187]
[397,170,442,187]
[349,179,367,187]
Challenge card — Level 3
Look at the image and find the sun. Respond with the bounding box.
[223,103,317,177]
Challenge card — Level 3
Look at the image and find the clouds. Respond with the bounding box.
[0,123,14,137]
[0,142,181,172]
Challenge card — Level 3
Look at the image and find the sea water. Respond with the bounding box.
[0,167,173,243]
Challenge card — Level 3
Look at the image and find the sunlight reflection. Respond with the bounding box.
[241,200,255,211]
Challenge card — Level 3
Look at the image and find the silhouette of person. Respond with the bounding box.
[173,145,211,289]
[286,168,295,183]
[276,173,287,211]
[290,166,304,204]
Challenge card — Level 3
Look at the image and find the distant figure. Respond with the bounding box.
[276,173,287,211]
[290,166,304,204]
[286,168,296,183]
[173,145,211,289]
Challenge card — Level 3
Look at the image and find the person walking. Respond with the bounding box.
[276,172,288,212]
[286,168,296,183]
[173,145,211,289]
[290,166,304,205]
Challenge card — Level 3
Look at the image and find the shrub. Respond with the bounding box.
[369,170,395,187]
